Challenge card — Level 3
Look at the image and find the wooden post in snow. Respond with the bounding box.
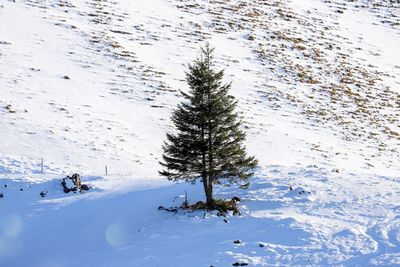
[41,158,44,174]
[105,165,108,176]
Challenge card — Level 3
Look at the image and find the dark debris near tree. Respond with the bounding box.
[158,196,241,216]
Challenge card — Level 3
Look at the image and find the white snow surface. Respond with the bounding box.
[0,0,399,266]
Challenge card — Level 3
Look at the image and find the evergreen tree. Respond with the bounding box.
[160,44,258,207]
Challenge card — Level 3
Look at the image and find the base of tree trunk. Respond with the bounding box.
[158,197,241,216]
[189,199,241,216]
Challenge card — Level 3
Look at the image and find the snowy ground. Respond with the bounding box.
[0,0,399,266]
[1,167,399,266]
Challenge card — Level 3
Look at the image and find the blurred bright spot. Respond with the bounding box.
[1,214,23,238]
[0,214,23,259]
[105,222,127,249]
[0,237,22,257]
[0,238,7,256]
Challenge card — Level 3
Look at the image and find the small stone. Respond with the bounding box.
[6,104,16,113]
[259,243,265,248]
[233,240,241,244]
[80,184,90,191]
[233,263,248,266]
[63,75,70,80]
[0,193,4,198]
[20,188,23,191]
[231,196,241,203]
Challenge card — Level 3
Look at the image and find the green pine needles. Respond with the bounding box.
[160,44,258,207]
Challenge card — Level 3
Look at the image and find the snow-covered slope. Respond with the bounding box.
[0,0,399,266]
[1,0,398,176]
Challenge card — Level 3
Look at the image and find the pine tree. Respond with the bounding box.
[160,44,258,208]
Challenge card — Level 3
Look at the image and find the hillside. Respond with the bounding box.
[0,0,399,266]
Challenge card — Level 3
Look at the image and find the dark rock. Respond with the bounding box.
[80,184,89,191]
[61,179,70,193]
[40,190,47,198]
[233,263,248,266]
[63,187,70,193]
[63,75,70,80]
[233,209,241,216]
[259,243,265,248]
[62,173,83,193]
[158,206,178,213]
[6,104,16,113]
[0,193,3,198]
[20,188,23,191]
[223,219,229,223]
[231,196,241,203]
[4,184,7,188]
[233,240,241,244]
[239,182,250,189]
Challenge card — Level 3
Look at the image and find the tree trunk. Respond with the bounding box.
[205,182,214,207]
[201,173,208,204]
